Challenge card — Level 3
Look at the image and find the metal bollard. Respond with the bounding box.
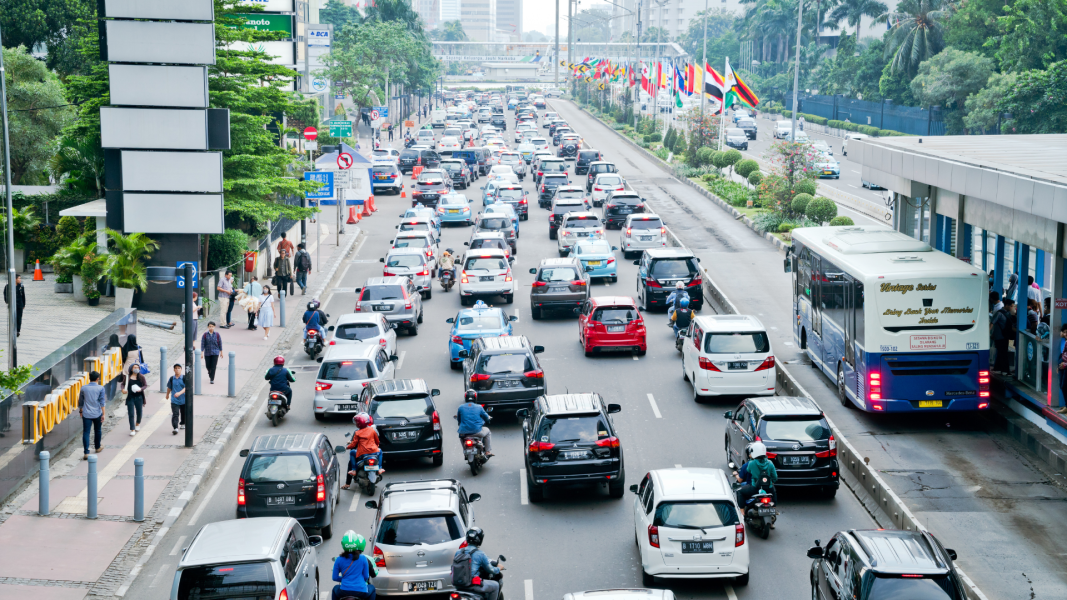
[38,451,50,516]
[280,289,287,328]
[228,352,236,397]
[160,346,168,392]
[133,458,145,522]
[194,351,203,395]
[87,454,98,519]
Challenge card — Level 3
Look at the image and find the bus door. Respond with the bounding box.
[808,255,823,364]
[843,275,857,394]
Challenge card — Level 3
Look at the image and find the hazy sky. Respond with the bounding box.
[525,0,613,38]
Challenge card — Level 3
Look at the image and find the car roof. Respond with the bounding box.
[181,517,291,567]
[363,276,410,287]
[476,335,530,351]
[625,213,661,221]
[336,313,384,325]
[692,314,766,332]
[322,343,380,361]
[381,479,462,514]
[564,590,674,600]
[848,530,948,574]
[537,257,580,268]
[538,393,601,415]
[470,230,507,239]
[562,211,599,219]
[652,468,731,499]
[369,378,430,396]
[388,247,427,257]
[556,185,585,192]
[250,433,322,453]
[465,248,510,258]
[644,248,694,258]
[747,396,822,417]
[589,296,637,307]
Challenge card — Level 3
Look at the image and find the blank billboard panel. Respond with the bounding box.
[104,0,214,20]
[101,108,207,150]
[109,65,209,108]
[121,151,223,193]
[124,194,224,234]
[105,21,215,65]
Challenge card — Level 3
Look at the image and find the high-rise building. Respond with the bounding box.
[413,0,441,30]
[461,0,497,42]
[495,0,522,41]
[440,0,462,23]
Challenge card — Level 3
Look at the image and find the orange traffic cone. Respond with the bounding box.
[33,260,44,281]
[347,206,360,224]
[400,184,406,199]
[361,199,373,218]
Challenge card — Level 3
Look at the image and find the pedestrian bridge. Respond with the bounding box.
[431,41,688,64]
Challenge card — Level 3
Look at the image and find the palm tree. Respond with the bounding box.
[881,0,949,75]
[104,230,161,292]
[441,21,467,42]
[827,0,888,40]
[362,0,426,38]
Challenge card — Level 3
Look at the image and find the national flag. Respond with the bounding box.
[675,65,686,94]
[674,88,683,109]
[704,62,725,102]
[686,62,701,95]
[724,57,760,107]
[628,65,636,88]
[641,64,653,96]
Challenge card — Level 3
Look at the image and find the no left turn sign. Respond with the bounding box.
[337,152,354,170]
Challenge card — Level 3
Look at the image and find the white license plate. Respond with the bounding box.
[364,463,379,471]
[681,541,714,553]
[728,361,747,370]
[549,286,568,292]
[640,236,654,241]
[266,495,295,505]
[562,450,589,460]
[405,581,439,592]
[756,507,776,516]
[391,430,419,440]
[607,325,625,333]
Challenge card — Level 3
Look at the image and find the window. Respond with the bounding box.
[479,217,512,230]
[371,396,432,420]
[759,417,831,441]
[867,574,962,599]
[628,218,662,230]
[386,254,425,268]
[248,455,314,483]
[704,332,770,354]
[564,216,599,229]
[464,257,508,270]
[360,285,404,301]
[535,414,611,443]
[335,322,381,342]
[457,314,504,330]
[393,237,430,249]
[538,267,579,282]
[376,351,388,372]
[476,353,532,375]
[593,307,638,323]
[319,360,374,381]
[650,258,698,279]
[798,246,812,299]
[317,439,331,470]
[822,259,847,328]
[177,562,275,600]
[653,501,739,528]
[642,480,656,513]
[854,281,865,347]
[376,514,464,546]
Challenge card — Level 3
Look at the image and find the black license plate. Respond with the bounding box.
[407,581,438,592]
[607,325,625,333]
[681,541,715,553]
[391,430,420,441]
[549,286,568,292]
[561,450,589,460]
[781,455,813,466]
[266,496,295,505]
[337,404,359,411]
[728,361,747,370]
[480,275,495,282]
[496,379,520,388]
[372,305,392,311]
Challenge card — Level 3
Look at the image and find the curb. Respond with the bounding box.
[113,227,363,596]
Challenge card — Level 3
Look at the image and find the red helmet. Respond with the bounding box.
[354,413,373,429]
[274,356,285,366]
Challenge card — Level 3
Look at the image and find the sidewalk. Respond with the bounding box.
[0,221,362,599]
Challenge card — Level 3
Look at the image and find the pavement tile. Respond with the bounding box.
[143,418,208,446]
[20,478,86,513]
[115,447,193,476]
[0,583,91,600]
[97,477,169,517]
[0,515,138,581]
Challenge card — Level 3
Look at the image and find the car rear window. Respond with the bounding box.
[464,257,508,270]
[555,190,584,200]
[543,163,565,171]
[469,239,506,251]
[476,352,533,375]
[596,176,622,186]
[398,222,430,232]
[759,417,831,441]
[629,218,662,230]
[247,454,314,483]
[610,195,642,205]
[535,414,609,443]
[360,285,405,301]
[591,164,614,173]
[703,332,771,354]
[336,322,381,341]
[538,267,579,281]
[544,175,568,185]
[371,396,432,419]
[401,150,419,159]
[650,258,698,279]
[593,307,638,323]
[653,501,739,528]
[579,151,599,159]
[479,218,511,229]
[372,166,396,175]
[385,254,424,268]
[497,188,523,200]
[393,237,429,249]
[319,360,374,381]
[441,195,467,206]
[177,562,275,600]
[441,162,463,171]
[868,574,962,600]
[376,514,464,546]
[457,314,503,330]
[564,216,598,228]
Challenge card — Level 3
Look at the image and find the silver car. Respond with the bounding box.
[363,480,481,596]
[557,211,605,256]
[458,248,516,305]
[354,276,424,335]
[498,152,527,178]
[381,248,434,299]
[620,213,667,258]
[327,313,398,357]
[313,344,397,418]
[391,231,439,276]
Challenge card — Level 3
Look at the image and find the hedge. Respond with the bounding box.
[829,216,855,226]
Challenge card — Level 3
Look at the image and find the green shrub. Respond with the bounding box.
[209,229,250,272]
[857,125,880,136]
[806,197,838,224]
[734,159,760,179]
[696,146,716,166]
[748,171,764,187]
[701,173,718,183]
[829,216,855,226]
[721,149,743,170]
[778,223,796,233]
[638,140,651,148]
[642,134,652,143]
[673,134,688,155]
[798,113,828,126]
[56,216,82,246]
[664,127,676,148]
[704,177,753,208]
[649,132,662,143]
[793,179,817,197]
[710,151,728,170]
[653,147,669,161]
[791,193,814,215]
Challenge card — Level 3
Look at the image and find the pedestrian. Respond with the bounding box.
[244,276,263,330]
[201,321,223,384]
[164,364,186,434]
[388,124,394,141]
[1028,276,1042,307]
[3,274,26,336]
[1059,324,1067,415]
[78,370,106,458]
[277,231,295,258]
[991,299,1016,374]
[294,243,312,295]
[258,285,276,340]
[189,291,202,342]
[218,270,236,328]
[274,249,293,296]
[125,364,147,436]
[1027,299,1041,334]
[104,333,123,398]
[119,334,142,393]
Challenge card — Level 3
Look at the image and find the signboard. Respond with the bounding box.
[226,41,295,65]
[404,120,415,128]
[909,334,947,351]
[176,261,199,289]
[238,0,295,11]
[330,120,352,137]
[1056,298,1067,310]
[308,29,331,46]
[311,78,329,93]
[374,106,388,119]
[305,171,334,199]
[305,141,317,150]
[232,14,293,35]
[369,109,380,121]
[337,152,354,170]
[335,93,347,100]
[303,127,318,140]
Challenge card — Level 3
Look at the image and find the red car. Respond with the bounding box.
[578,296,647,357]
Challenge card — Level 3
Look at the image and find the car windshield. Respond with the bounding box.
[727,128,745,136]
[360,285,404,301]
[868,575,962,600]
[596,176,622,186]
[386,254,424,268]
[497,189,523,200]
[650,258,697,279]
[536,414,610,443]
[464,257,508,271]
[538,267,579,282]
[247,454,314,483]
[704,332,771,354]
[476,353,532,374]
[564,216,598,228]
[376,514,464,546]
[319,360,374,381]
[593,307,637,323]
[576,241,611,255]
[177,562,275,600]
[393,237,429,249]
[760,417,831,442]
[335,322,381,341]
[479,218,511,229]
[456,314,503,330]
[629,219,662,230]
[371,396,432,420]
[653,501,739,528]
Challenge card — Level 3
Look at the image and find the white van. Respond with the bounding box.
[841,132,870,157]
[680,315,775,400]
[431,108,447,128]
[774,120,794,139]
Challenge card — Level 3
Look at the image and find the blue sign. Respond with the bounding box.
[176,261,199,289]
[305,171,334,199]
[375,106,388,119]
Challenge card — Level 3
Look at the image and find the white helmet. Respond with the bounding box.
[749,441,767,459]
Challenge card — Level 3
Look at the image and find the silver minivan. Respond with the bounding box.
[355,277,424,335]
[313,344,398,418]
[620,213,667,258]
[382,248,434,298]
[171,517,322,600]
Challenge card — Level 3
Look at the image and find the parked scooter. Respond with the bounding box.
[450,556,506,600]
[729,461,778,539]
[455,409,492,475]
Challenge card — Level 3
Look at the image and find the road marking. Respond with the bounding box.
[848,184,860,190]
[633,354,639,360]
[674,464,682,468]
[725,584,738,600]
[646,393,662,418]
[349,489,363,512]
[512,309,520,323]
[851,170,861,174]
[168,536,187,556]
[337,262,355,285]
[397,350,407,370]
[525,579,534,600]
[148,564,171,588]
[520,469,529,505]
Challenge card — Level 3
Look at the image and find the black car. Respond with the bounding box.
[558,138,580,160]
[548,194,586,238]
[575,149,602,175]
[634,248,704,311]
[585,161,619,191]
[724,396,838,496]
[552,127,574,146]
[490,115,508,130]
[451,149,481,179]
[602,191,646,229]
[353,379,444,466]
[411,177,450,208]
[459,336,546,410]
[737,118,758,140]
[539,174,569,204]
[548,121,569,136]
[237,433,342,538]
[808,530,965,600]
[517,393,625,502]
[495,185,529,220]
[398,148,442,174]
[441,160,472,189]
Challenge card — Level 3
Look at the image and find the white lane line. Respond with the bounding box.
[674,464,682,468]
[321,592,331,600]
[512,309,520,323]
[337,262,355,284]
[525,579,534,600]
[851,170,861,174]
[646,393,662,418]
[350,488,363,512]
[397,350,408,370]
[148,564,171,588]
[168,536,188,556]
[520,469,529,505]
[847,184,861,190]
[632,355,639,361]
[725,584,738,600]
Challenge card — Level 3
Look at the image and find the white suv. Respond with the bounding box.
[631,468,750,586]
[313,344,397,419]
[557,211,604,257]
[680,315,775,401]
[620,214,667,258]
[458,249,516,306]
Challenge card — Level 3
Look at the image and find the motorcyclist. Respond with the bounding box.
[671,297,693,337]
[733,442,779,523]
[264,356,295,410]
[344,413,383,489]
[439,249,456,281]
[453,528,501,600]
[332,531,377,600]
[665,282,689,325]
[456,390,492,457]
[302,300,329,341]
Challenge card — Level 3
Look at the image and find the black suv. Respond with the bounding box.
[634,248,704,311]
[398,148,442,174]
[459,336,546,410]
[552,127,574,146]
[490,115,508,130]
[411,177,450,208]
[586,161,619,191]
[558,138,580,160]
[495,184,529,220]
[548,121,569,136]
[602,191,646,229]
[575,149,603,175]
[353,379,444,466]
[724,396,838,497]
[539,174,569,204]
[808,530,965,600]
[517,393,625,502]
[237,433,342,539]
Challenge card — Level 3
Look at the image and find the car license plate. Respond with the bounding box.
[756,507,776,516]
[919,400,943,408]
[681,541,715,553]
[587,261,602,266]
[577,232,589,237]
[266,495,295,505]
[782,455,811,466]
[449,209,460,213]
[640,236,654,241]
[376,175,390,180]
[391,430,419,441]
[607,325,625,333]
[562,450,589,460]
[497,379,520,388]
[372,305,392,311]
[405,581,439,592]
[728,361,747,370]
[480,275,495,282]
[337,404,359,411]
[549,286,567,292]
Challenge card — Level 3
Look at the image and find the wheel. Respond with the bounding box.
[504,293,514,304]
[735,572,750,586]
[417,310,424,324]
[314,412,325,421]
[271,412,279,426]
[364,481,376,496]
[424,288,432,300]
[558,249,567,257]
[641,570,655,587]
[409,323,419,336]
[725,434,732,464]
[608,478,626,498]
[527,472,544,503]
[450,359,461,371]
[611,275,617,283]
[693,380,703,403]
[470,460,480,476]
[837,364,851,408]
[759,517,771,539]
[636,348,646,356]
[823,486,838,499]
[321,521,333,540]
[532,307,542,320]
[334,476,340,507]
[549,230,557,240]
[642,291,652,313]
[683,360,689,381]
[432,453,444,467]
[461,296,471,306]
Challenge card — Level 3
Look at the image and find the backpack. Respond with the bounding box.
[451,548,473,587]
[748,459,773,489]
[295,251,311,271]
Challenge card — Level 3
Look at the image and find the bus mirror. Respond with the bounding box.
[783,257,792,273]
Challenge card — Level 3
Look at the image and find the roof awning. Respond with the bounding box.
[59,199,107,218]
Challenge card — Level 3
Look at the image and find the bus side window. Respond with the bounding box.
[798,248,811,300]
[854,281,865,349]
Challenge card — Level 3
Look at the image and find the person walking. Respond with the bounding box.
[274,250,293,297]
[294,243,312,295]
[125,364,147,436]
[218,270,236,328]
[3,274,26,336]
[164,364,186,434]
[119,334,142,394]
[189,291,202,343]
[257,285,276,340]
[201,321,223,384]
[244,276,263,330]
[388,124,394,141]
[276,231,294,258]
[78,371,106,458]
[991,299,1017,374]
[1058,324,1067,415]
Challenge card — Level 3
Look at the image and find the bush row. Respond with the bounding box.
[759,107,911,137]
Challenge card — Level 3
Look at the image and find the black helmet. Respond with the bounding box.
[465,527,485,547]
[307,300,320,311]
[464,390,478,403]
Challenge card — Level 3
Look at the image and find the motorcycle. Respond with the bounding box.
[673,325,685,353]
[304,327,326,359]
[450,556,506,600]
[440,269,455,292]
[729,462,778,539]
[455,409,492,475]
[338,434,382,495]
[266,389,290,426]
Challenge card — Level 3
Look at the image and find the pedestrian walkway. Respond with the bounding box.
[0,221,362,598]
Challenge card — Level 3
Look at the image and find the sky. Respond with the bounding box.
[524,0,614,39]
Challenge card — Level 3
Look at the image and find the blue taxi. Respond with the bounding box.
[371,161,402,195]
[402,204,441,232]
[437,192,473,226]
[573,239,618,282]
[445,300,517,369]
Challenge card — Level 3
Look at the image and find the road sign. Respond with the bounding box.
[337,152,354,170]
[329,119,353,137]
[305,171,334,199]
[176,261,199,289]
[311,78,328,93]
[303,127,318,141]
[1056,298,1067,310]
[374,106,388,119]
[305,141,318,151]
[403,120,414,128]
[369,110,380,121]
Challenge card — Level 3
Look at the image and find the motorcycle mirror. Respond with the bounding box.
[365,500,379,510]
[632,260,640,266]
[328,325,335,331]
[807,546,825,559]
[498,555,507,562]
[515,408,529,419]
[468,493,482,502]
[308,535,324,547]
[728,462,737,470]
[315,357,323,363]
[723,410,733,420]
[239,449,249,458]
[533,345,545,353]
[446,318,455,323]
[334,446,346,454]
[607,403,622,414]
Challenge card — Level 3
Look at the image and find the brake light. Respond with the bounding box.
[465,439,474,447]
[316,474,326,502]
[760,496,771,505]
[753,356,776,371]
[626,227,632,236]
[572,279,586,286]
[595,436,620,449]
[461,271,469,283]
[595,187,603,192]
[869,371,881,401]
[699,357,721,372]
[451,335,463,344]
[315,382,332,391]
[373,545,386,568]
[607,258,615,264]
[660,227,667,235]
[470,373,491,383]
[505,271,513,282]
[605,203,615,209]
[687,277,702,287]
[238,478,246,506]
[645,278,661,288]
[383,271,395,276]
[528,441,555,452]
[279,591,288,600]
[978,370,990,398]
[523,369,544,379]
[616,187,624,191]
[765,452,778,459]
[735,523,745,546]
[405,301,413,310]
[457,540,468,550]
[432,410,441,431]
[648,525,660,548]
[520,198,527,204]
[417,269,429,276]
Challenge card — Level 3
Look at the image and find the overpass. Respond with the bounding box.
[431,41,688,64]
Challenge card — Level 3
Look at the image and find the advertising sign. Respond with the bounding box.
[238,0,295,11]
[232,14,294,36]
[308,29,331,46]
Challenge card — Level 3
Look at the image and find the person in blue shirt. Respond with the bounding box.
[453,528,500,600]
[665,282,689,325]
[332,531,376,600]
[264,355,296,409]
[303,299,329,344]
[456,390,492,456]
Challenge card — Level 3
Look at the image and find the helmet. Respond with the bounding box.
[446,248,454,254]
[354,413,373,429]
[273,356,285,366]
[465,527,485,547]
[464,390,478,403]
[675,282,685,289]
[679,297,690,308]
[749,441,767,459]
[307,300,320,311]
[341,531,367,553]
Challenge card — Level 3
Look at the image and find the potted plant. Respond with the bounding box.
[104,230,160,309]
[51,235,97,298]
[81,252,105,306]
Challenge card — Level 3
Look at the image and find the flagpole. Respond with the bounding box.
[699,0,708,123]
[555,0,559,89]
[789,0,804,143]
[718,58,728,152]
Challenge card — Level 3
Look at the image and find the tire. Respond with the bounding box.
[527,473,544,503]
[823,486,838,499]
[641,570,655,587]
[759,517,771,539]
[725,434,732,464]
[432,453,444,467]
[470,460,480,476]
[417,310,424,324]
[611,275,617,283]
[425,288,432,300]
[314,412,325,421]
[321,521,333,540]
[409,323,419,336]
[532,307,542,320]
[636,348,646,356]
[549,230,557,240]
[504,293,514,304]
[558,249,567,257]
[735,572,750,586]
[683,360,689,381]
[271,412,279,427]
[693,382,703,403]
[608,478,626,498]
[461,296,471,306]
[642,291,652,313]
[837,364,851,408]
[450,360,461,371]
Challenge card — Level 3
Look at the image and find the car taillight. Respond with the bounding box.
[616,187,624,191]
[816,435,838,458]
[279,590,288,600]
[238,478,246,506]
[735,523,745,546]
[607,257,616,264]
[699,357,721,372]
[315,382,332,391]
[605,203,615,209]
[528,440,555,453]
[660,227,667,235]
[461,271,469,283]
[505,271,513,282]
[383,270,395,276]
[978,369,990,398]
[645,277,661,288]
[869,371,881,401]
[765,451,778,459]
[753,356,776,371]
[625,227,632,236]
[687,277,702,287]
[648,525,660,548]
[316,474,326,502]
[572,279,586,286]
[470,373,491,383]
[405,301,413,310]
[432,410,441,431]
[532,281,547,287]
[520,198,527,204]
[451,335,463,344]
[595,187,603,192]
[523,369,544,379]
[595,436,620,449]
[373,545,386,567]
[417,269,429,276]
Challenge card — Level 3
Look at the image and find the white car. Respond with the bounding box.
[391,231,439,275]
[498,152,527,178]
[487,165,519,184]
[312,344,397,418]
[327,313,397,356]
[458,248,516,305]
[811,139,832,155]
[620,214,667,258]
[437,136,462,153]
[591,173,626,207]
[841,132,869,157]
[371,148,400,162]
[557,211,604,256]
[680,315,775,400]
[381,247,434,297]
[633,468,750,586]
[542,111,559,126]
[415,129,436,145]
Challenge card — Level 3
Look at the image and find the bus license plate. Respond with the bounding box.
[405,581,438,592]
[681,541,714,553]
[728,362,747,370]
[266,496,295,505]
[918,400,943,408]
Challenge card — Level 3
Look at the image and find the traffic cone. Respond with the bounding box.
[361,199,373,218]
[368,195,377,213]
[347,206,360,224]
[401,184,407,199]
[33,260,44,281]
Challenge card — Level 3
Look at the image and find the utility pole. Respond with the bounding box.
[0,26,17,369]
[698,0,708,122]
[568,0,574,96]
[789,0,804,142]
[555,0,560,89]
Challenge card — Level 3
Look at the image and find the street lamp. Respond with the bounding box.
[146,264,196,448]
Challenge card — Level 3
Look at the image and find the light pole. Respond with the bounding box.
[699,0,709,121]
[789,0,805,142]
[555,0,560,89]
[0,26,17,369]
[147,265,197,448]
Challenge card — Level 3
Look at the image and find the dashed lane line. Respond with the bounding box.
[520,469,529,505]
[646,393,662,418]
[168,536,187,556]
[725,584,738,600]
[148,564,171,589]
[525,579,534,600]
[349,489,363,512]
[397,350,408,370]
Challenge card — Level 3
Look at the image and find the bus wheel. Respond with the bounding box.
[837,364,851,408]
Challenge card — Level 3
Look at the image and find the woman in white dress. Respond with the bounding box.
[257,285,276,340]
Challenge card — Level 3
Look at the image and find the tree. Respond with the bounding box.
[56,13,108,196]
[993,0,1067,72]
[2,45,74,185]
[827,0,888,40]
[806,197,838,223]
[441,21,468,41]
[362,0,427,36]
[997,60,1067,134]
[573,8,613,43]
[941,0,1002,61]
[882,0,950,75]
[319,0,363,29]
[910,48,993,132]
[878,61,917,105]
[0,0,87,63]
[325,21,420,118]
[963,72,1019,133]
[678,8,740,64]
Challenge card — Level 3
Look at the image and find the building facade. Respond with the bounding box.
[440,0,462,22]
[461,0,498,41]
[496,0,522,41]
[413,0,441,30]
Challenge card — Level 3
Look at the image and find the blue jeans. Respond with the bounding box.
[82,416,102,454]
[333,584,375,600]
[224,296,235,325]
[296,270,308,290]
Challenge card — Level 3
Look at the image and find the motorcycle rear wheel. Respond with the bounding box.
[470,460,480,476]
[271,412,279,427]
[759,516,771,539]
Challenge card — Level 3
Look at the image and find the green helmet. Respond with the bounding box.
[341,531,366,553]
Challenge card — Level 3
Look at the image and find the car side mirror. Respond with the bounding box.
[463,241,469,246]
[458,350,469,358]
[389,354,399,362]
[468,493,482,502]
[807,546,825,559]
[728,462,737,471]
[390,323,399,330]
[354,287,362,293]
[611,246,618,251]
[365,500,379,510]
[334,445,346,454]
[632,260,640,266]
[629,484,639,494]
[584,266,593,272]
[327,325,335,331]
[508,257,515,263]
[529,268,537,274]
[600,219,607,224]
[784,257,792,273]
[431,389,441,396]
[724,410,733,420]
[509,315,518,322]
[239,449,249,457]
[515,408,529,419]
[315,357,324,363]
[308,535,324,547]
[379,258,385,263]
[607,403,622,414]
[446,318,455,324]
[946,548,957,561]
[533,345,545,354]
